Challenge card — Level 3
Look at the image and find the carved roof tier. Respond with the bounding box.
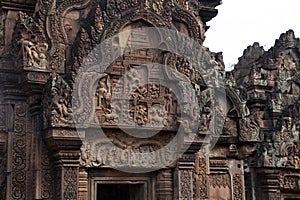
[231,30,300,169]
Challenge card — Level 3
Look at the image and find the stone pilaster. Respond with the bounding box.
[174,154,195,199]
[78,168,88,200]
[254,169,281,200]
[229,160,245,200]
[194,150,209,200]
[156,169,173,200]
[45,129,82,200]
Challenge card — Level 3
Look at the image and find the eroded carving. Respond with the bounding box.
[239,111,263,142]
[80,130,177,169]
[233,175,243,200]
[210,174,230,188]
[63,167,78,199]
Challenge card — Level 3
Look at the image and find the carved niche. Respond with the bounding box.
[20,39,48,70]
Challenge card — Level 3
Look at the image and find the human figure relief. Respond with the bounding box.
[95,75,112,110]
[136,105,148,126]
[50,88,71,119]
[22,39,48,69]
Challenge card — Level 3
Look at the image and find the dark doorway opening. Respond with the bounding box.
[97,184,144,200]
[285,199,300,200]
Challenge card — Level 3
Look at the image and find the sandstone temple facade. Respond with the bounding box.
[0,0,300,199]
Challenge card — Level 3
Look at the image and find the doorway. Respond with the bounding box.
[89,169,154,200]
[97,184,144,200]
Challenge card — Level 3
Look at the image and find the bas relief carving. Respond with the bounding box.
[281,173,300,191]
[80,131,177,169]
[9,0,300,199]
[71,19,205,133]
[93,65,179,129]
[21,39,48,69]
[232,29,300,199]
[43,72,73,128]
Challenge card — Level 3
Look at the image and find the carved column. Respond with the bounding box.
[6,103,27,200]
[156,169,173,200]
[45,129,82,200]
[27,103,41,200]
[194,150,209,200]
[209,157,231,200]
[174,154,195,199]
[254,169,281,200]
[78,168,88,200]
[0,103,7,200]
[229,160,245,200]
